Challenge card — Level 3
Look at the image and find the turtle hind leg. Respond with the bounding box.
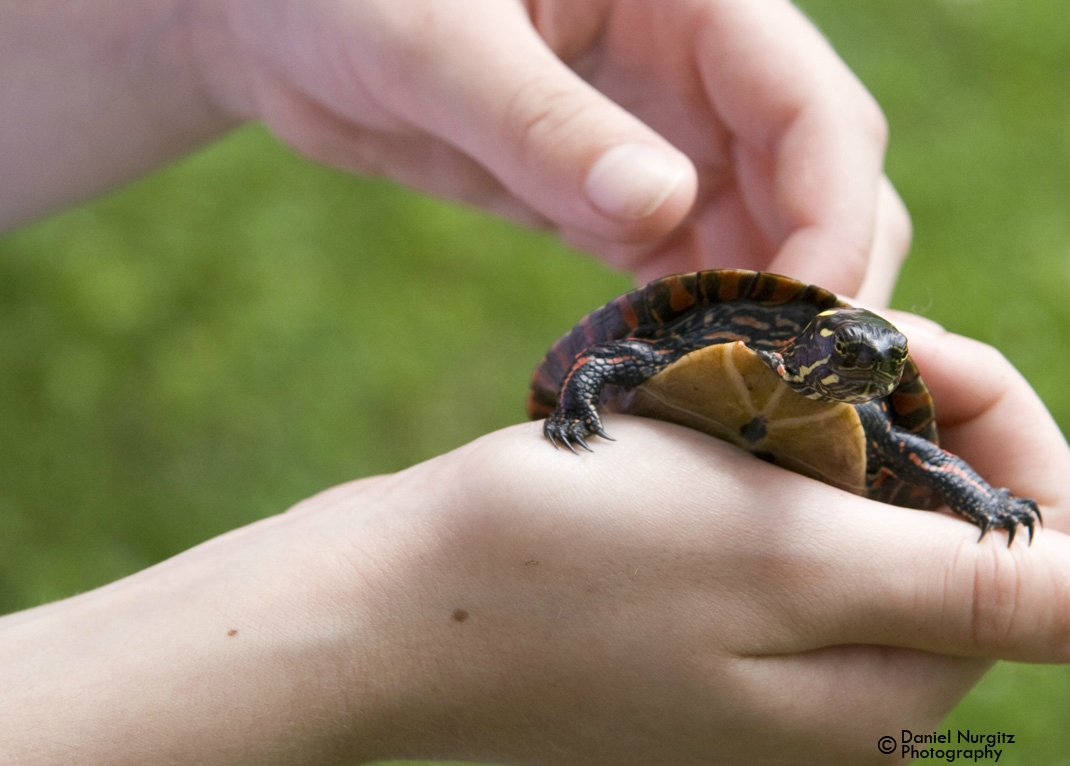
[859,403,1042,546]
[889,437,1040,546]
[544,338,686,453]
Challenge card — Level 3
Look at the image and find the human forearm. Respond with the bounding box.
[0,479,432,766]
[0,0,241,229]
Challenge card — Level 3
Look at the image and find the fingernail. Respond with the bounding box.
[584,143,690,221]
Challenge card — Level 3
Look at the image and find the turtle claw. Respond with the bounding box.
[546,429,577,455]
[588,420,615,442]
[1019,498,1042,546]
[971,490,1042,548]
[1023,518,1036,545]
[570,430,594,453]
[542,404,610,454]
[1007,495,1042,547]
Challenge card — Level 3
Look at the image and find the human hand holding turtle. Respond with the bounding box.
[3,0,1066,762]
[530,270,1042,544]
[5,322,1066,765]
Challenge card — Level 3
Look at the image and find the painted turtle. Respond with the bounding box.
[527,269,1040,545]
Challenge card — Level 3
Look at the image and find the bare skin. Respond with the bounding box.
[2,2,1066,763]
[1,326,1068,765]
[1,0,908,301]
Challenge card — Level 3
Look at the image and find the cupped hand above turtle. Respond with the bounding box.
[5,0,907,303]
[201,0,908,300]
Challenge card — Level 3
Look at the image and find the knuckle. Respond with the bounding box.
[880,181,914,263]
[357,2,461,106]
[852,89,889,151]
[501,73,597,165]
[827,230,873,288]
[979,342,1012,371]
[964,541,1070,661]
[965,545,1025,651]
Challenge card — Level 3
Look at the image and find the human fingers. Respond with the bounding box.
[655,420,1061,664]
[219,0,697,239]
[733,645,986,762]
[378,2,701,239]
[382,418,1062,764]
[759,483,1070,663]
[233,76,555,230]
[466,417,1070,664]
[701,353,1070,664]
[348,1,697,240]
[704,321,1070,661]
[694,0,889,295]
[853,178,912,306]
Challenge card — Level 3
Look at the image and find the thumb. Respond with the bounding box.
[376,4,697,241]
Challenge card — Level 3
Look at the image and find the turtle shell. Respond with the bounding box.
[527,269,938,508]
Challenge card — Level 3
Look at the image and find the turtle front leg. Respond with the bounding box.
[859,402,1042,546]
[545,338,685,453]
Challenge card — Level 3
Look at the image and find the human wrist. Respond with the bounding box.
[0,474,464,765]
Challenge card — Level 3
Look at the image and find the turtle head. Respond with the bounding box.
[760,307,908,404]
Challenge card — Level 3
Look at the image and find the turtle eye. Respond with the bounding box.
[834,339,847,356]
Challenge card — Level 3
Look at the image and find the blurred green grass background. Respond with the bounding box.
[1,0,1069,762]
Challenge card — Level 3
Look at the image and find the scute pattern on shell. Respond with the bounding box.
[528,269,936,447]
